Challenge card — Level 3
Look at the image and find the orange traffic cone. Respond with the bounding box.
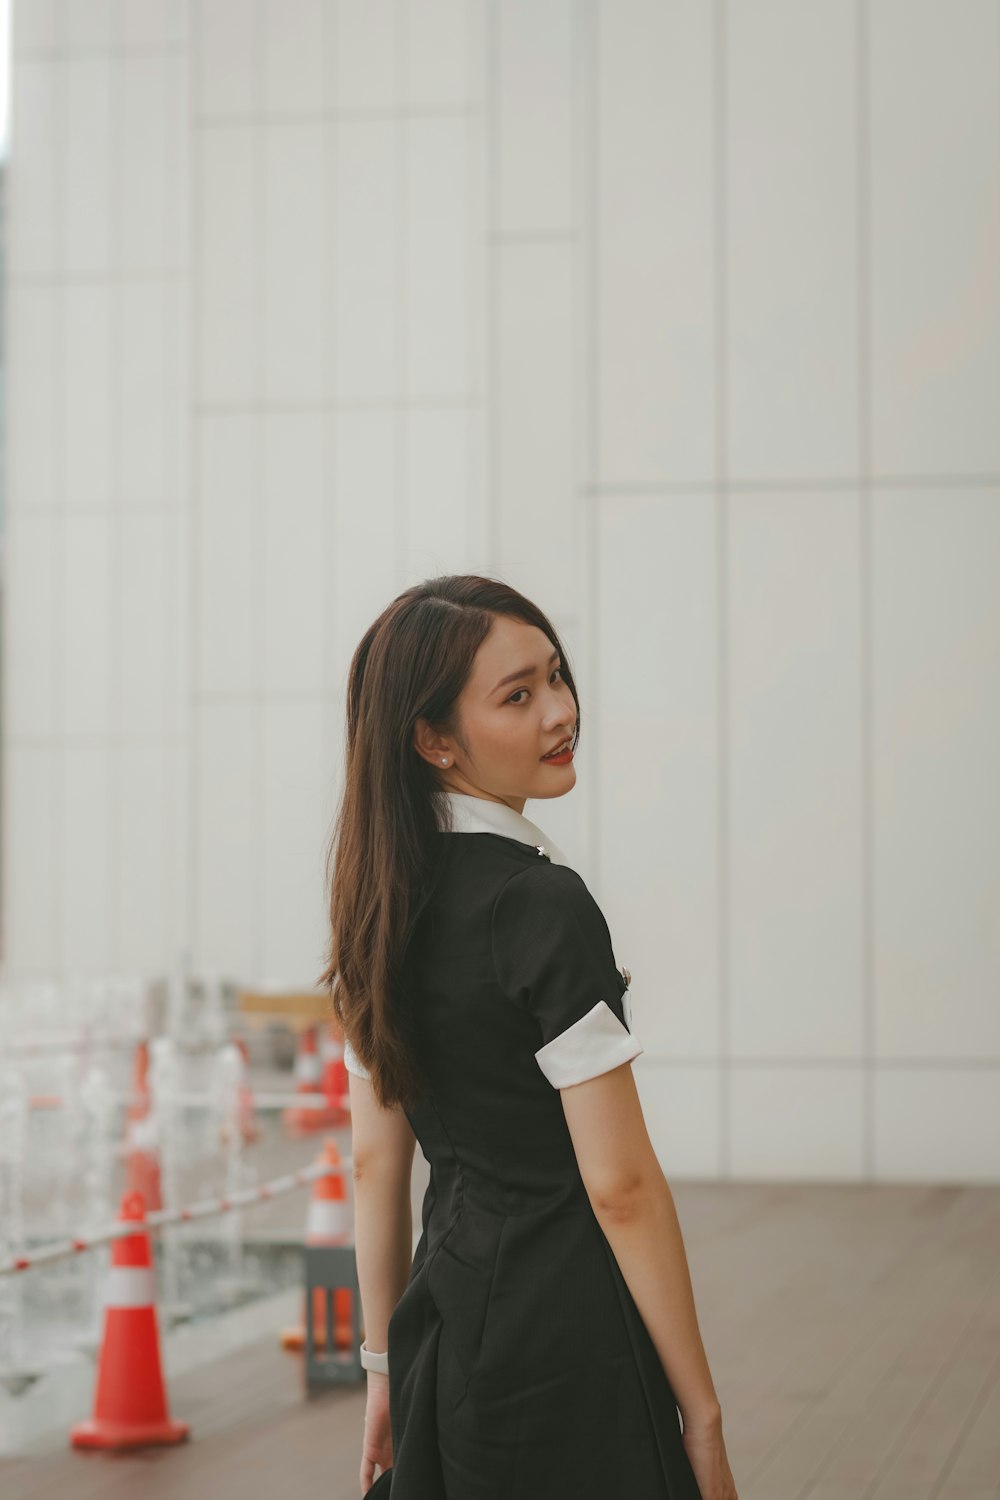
[70,1190,189,1450]
[282,1026,342,1135]
[123,1040,162,1211]
[282,1139,353,1352]
[319,1023,350,1121]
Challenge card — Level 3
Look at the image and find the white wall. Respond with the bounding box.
[4,0,999,1184]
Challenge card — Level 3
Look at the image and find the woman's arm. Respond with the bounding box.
[560,1063,721,1427]
[350,1074,417,1351]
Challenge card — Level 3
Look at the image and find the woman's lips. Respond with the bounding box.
[541,745,574,764]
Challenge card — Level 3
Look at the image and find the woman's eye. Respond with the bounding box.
[508,668,563,705]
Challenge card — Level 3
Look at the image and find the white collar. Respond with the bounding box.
[439,790,572,867]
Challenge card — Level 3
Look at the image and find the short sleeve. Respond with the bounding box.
[491,863,643,1089]
[343,1035,371,1080]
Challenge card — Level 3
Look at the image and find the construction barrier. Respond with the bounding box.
[0,1153,351,1278]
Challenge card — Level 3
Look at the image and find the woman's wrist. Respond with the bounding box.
[681,1400,722,1433]
[360,1339,389,1375]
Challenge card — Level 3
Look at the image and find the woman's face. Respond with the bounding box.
[417,615,578,812]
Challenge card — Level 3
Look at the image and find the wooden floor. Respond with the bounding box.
[3,1180,999,1500]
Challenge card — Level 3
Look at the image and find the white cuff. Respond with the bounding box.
[344,1036,371,1080]
[534,999,644,1088]
[360,1340,388,1374]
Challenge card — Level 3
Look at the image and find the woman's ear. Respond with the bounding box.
[412,716,449,769]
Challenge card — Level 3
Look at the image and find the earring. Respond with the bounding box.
[441,758,448,765]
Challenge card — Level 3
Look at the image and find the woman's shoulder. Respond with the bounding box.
[427,835,585,941]
[436,828,552,883]
[491,858,610,955]
[494,854,595,905]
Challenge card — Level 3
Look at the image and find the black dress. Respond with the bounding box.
[346,791,702,1500]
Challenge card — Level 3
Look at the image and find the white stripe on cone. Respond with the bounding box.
[306,1200,350,1239]
[319,1033,342,1065]
[104,1266,158,1308]
[295,1054,322,1085]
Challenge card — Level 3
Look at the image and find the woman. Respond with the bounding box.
[318,575,738,1500]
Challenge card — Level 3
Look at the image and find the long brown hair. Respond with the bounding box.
[315,575,581,1111]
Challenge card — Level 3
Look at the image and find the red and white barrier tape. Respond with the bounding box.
[26,1089,350,1113]
[164,1090,348,1111]
[0,1156,353,1279]
[1,1031,148,1057]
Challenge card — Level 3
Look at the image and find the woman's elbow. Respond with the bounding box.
[588,1167,653,1221]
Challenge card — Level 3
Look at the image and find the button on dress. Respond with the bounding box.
[346,791,702,1500]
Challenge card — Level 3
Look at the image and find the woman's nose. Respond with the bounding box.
[545,700,575,731]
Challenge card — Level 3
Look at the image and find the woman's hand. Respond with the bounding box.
[680,1407,738,1500]
[359,1372,392,1495]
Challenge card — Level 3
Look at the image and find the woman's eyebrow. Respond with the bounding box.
[490,648,560,696]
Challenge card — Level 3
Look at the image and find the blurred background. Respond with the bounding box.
[1,1,999,1492]
[5,0,999,1185]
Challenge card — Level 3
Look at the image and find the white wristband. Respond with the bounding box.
[360,1339,389,1375]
